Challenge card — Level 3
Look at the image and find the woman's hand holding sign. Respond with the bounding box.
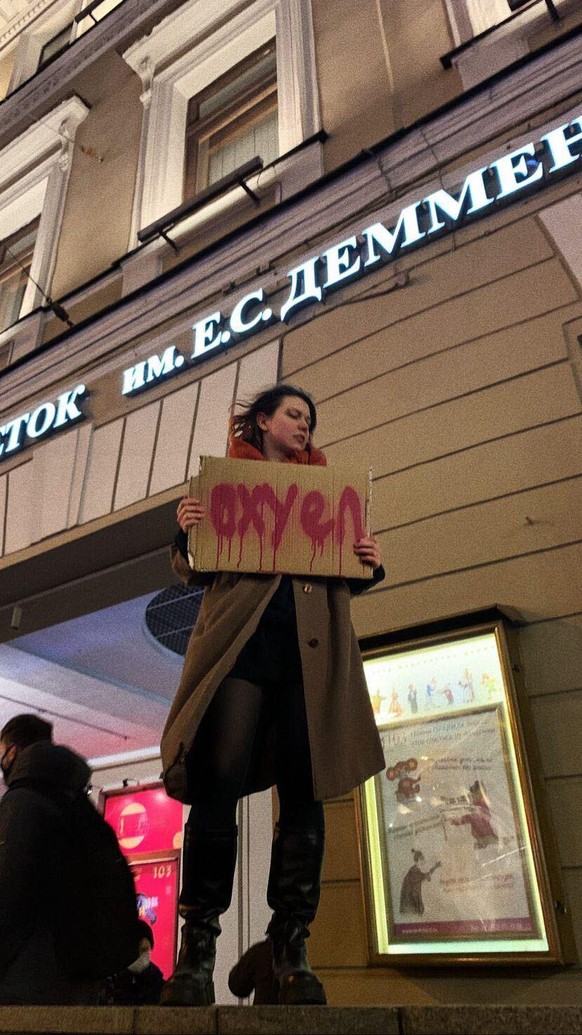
[177,496,205,533]
[178,492,382,571]
[353,535,382,571]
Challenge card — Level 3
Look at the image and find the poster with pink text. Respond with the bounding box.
[131,857,179,979]
[103,785,184,857]
[188,456,372,578]
[376,707,539,942]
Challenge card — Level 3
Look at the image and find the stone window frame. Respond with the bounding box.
[184,37,278,199]
[444,0,567,41]
[0,95,89,338]
[443,0,570,89]
[122,0,322,245]
[2,0,80,94]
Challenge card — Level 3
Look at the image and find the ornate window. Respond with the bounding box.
[0,96,88,339]
[2,0,78,94]
[445,0,565,44]
[37,24,73,69]
[0,218,39,332]
[184,39,278,199]
[123,0,322,243]
[443,0,568,89]
[0,0,126,97]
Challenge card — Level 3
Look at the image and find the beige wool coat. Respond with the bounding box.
[161,548,385,804]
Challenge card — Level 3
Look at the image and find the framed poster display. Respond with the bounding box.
[100,782,184,976]
[358,615,572,964]
[130,855,180,980]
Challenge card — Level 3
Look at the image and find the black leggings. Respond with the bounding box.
[185,676,324,835]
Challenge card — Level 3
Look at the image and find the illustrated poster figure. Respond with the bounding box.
[370,688,386,716]
[425,678,436,708]
[450,780,498,850]
[458,668,474,703]
[388,689,403,718]
[441,684,454,706]
[399,850,442,916]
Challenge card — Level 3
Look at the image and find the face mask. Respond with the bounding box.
[0,748,14,782]
[128,949,151,974]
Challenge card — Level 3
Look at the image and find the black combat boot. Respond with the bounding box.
[160,826,237,1006]
[266,825,327,1006]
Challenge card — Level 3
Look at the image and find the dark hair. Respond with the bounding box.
[0,713,53,748]
[230,383,317,452]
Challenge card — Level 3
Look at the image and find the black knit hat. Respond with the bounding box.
[0,713,53,748]
[136,919,154,949]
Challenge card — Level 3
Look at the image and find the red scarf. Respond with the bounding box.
[228,435,327,467]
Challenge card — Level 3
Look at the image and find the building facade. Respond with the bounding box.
[0,0,581,1006]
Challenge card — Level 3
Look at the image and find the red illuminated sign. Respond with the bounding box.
[102,785,184,977]
[104,785,183,856]
[131,857,179,979]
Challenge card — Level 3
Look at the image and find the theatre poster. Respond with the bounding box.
[102,784,184,979]
[358,617,570,964]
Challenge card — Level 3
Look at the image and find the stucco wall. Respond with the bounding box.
[50,50,143,299]
[312,0,460,172]
[279,186,582,1001]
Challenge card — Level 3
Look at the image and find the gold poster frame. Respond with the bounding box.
[357,616,574,966]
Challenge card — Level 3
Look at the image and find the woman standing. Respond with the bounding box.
[160,383,385,1007]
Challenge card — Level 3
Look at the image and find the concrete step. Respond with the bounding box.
[0,1005,580,1035]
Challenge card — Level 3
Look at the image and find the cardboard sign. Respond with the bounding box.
[188,455,372,579]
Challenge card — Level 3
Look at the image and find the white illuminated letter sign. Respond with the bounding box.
[122,362,147,396]
[229,289,272,336]
[280,257,322,322]
[122,348,184,395]
[361,205,425,268]
[322,237,361,290]
[541,117,582,173]
[54,385,87,427]
[146,345,182,384]
[113,108,582,386]
[192,312,223,358]
[27,402,56,439]
[424,167,493,233]
[0,385,87,461]
[0,414,29,456]
[490,144,543,199]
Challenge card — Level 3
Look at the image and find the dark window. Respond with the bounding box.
[185,40,278,200]
[38,24,73,69]
[0,219,40,331]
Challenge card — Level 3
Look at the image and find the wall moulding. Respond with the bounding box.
[0,0,185,152]
[2,80,582,417]
[122,0,321,240]
[0,0,57,50]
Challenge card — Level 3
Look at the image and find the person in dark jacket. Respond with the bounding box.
[101,920,164,1005]
[0,714,101,1004]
